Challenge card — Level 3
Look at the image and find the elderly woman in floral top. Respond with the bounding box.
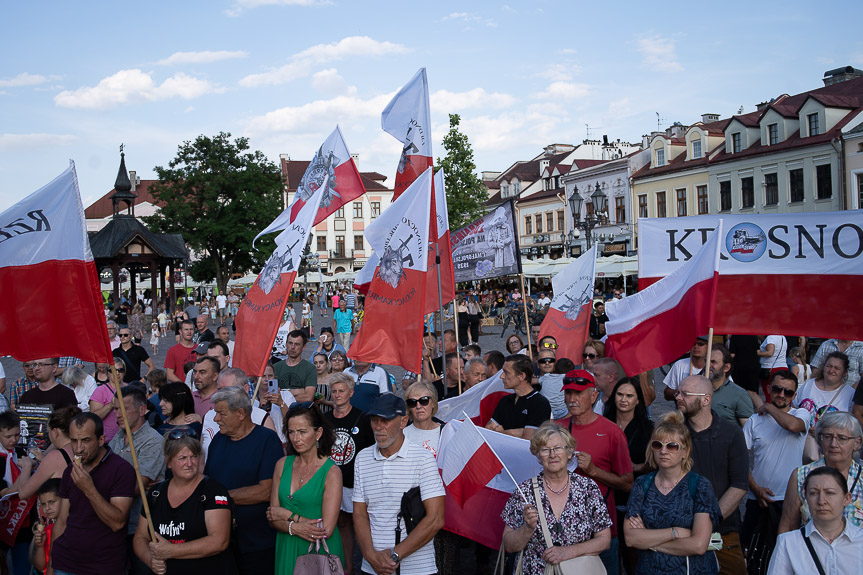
[502,421,611,575]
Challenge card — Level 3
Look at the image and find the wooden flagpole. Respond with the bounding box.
[453,299,463,395]
[519,274,533,362]
[110,365,156,542]
[252,375,265,405]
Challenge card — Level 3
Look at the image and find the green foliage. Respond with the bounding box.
[435,113,488,230]
[144,132,283,293]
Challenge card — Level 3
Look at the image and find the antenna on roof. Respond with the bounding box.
[656,112,665,131]
[737,106,744,114]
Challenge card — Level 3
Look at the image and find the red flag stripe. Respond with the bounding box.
[444,442,503,508]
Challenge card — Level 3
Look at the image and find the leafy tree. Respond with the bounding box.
[145,132,283,294]
[436,113,488,230]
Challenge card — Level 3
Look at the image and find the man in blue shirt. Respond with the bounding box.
[333,299,354,351]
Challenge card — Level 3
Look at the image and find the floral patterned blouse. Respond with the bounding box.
[501,472,612,575]
[796,458,863,527]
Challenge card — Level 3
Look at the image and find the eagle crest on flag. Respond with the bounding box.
[298,148,339,208]
[397,124,421,175]
[377,232,415,289]
[562,283,593,321]
[257,239,299,295]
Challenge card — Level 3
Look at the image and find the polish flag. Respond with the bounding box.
[253,126,365,246]
[538,246,597,363]
[0,163,112,363]
[439,417,504,508]
[437,420,541,549]
[605,222,723,376]
[234,177,327,377]
[382,68,434,199]
[424,168,455,313]
[347,169,432,373]
[437,370,509,426]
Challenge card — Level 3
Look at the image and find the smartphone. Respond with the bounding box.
[267,379,279,395]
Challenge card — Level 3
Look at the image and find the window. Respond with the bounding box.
[353,201,363,219]
[525,216,532,235]
[502,185,510,197]
[741,177,754,208]
[789,170,803,203]
[335,207,344,219]
[858,173,863,209]
[655,148,665,167]
[638,195,648,218]
[676,189,687,216]
[720,181,731,211]
[768,124,778,145]
[513,181,521,195]
[615,197,625,223]
[546,212,554,231]
[557,210,564,232]
[535,214,543,234]
[808,113,820,136]
[656,191,667,218]
[692,139,702,159]
[765,173,779,205]
[316,236,326,252]
[697,185,708,214]
[371,201,381,218]
[817,165,832,199]
[732,133,742,153]
[335,236,345,257]
[354,235,363,251]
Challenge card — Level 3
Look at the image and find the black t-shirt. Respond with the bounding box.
[113,344,150,382]
[115,307,128,325]
[145,477,237,575]
[589,312,609,338]
[853,381,863,407]
[495,297,506,308]
[491,390,551,431]
[19,383,77,410]
[323,408,374,488]
[193,329,215,344]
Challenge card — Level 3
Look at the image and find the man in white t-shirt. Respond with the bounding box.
[662,335,709,401]
[215,293,228,325]
[537,293,551,309]
[742,370,809,562]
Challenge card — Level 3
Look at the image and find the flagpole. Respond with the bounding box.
[110,365,156,542]
[452,298,463,395]
[519,274,533,362]
[704,328,714,378]
[252,375,265,405]
[462,412,528,503]
[435,240,447,394]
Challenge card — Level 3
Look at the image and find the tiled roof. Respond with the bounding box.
[517,187,565,205]
[84,180,164,219]
[88,216,188,260]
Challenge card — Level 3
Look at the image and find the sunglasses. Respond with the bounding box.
[770,385,795,398]
[563,377,592,387]
[289,401,314,410]
[540,342,558,349]
[406,396,432,408]
[119,333,131,338]
[167,427,199,440]
[538,358,555,365]
[115,368,126,373]
[583,352,597,359]
[650,440,681,453]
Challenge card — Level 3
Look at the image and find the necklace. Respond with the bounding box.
[656,473,685,492]
[545,475,570,494]
[293,458,322,494]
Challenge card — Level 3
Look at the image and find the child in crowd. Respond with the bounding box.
[150,320,160,355]
[157,308,168,337]
[29,478,62,574]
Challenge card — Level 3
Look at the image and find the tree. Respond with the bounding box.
[145,132,283,294]
[436,113,488,230]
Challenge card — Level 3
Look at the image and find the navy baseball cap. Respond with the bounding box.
[366,394,407,419]
[195,342,209,354]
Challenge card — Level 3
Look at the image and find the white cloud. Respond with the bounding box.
[54,69,216,109]
[240,36,409,87]
[440,11,497,27]
[536,63,580,83]
[157,50,248,65]
[0,133,77,150]
[533,81,591,100]
[244,93,394,137]
[431,88,517,111]
[0,73,59,88]
[608,98,633,118]
[311,69,355,96]
[636,34,684,73]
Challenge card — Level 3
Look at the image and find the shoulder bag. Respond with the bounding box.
[531,477,606,575]
[294,538,344,575]
[800,526,826,575]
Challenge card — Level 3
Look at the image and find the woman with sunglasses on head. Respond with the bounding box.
[502,421,612,575]
[157,381,203,438]
[768,466,863,574]
[624,411,722,575]
[267,403,343,574]
[403,382,444,458]
[778,411,863,534]
[134,427,237,575]
[582,339,605,373]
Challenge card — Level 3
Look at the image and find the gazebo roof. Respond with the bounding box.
[89,216,188,260]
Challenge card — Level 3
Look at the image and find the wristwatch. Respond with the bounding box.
[390,549,400,564]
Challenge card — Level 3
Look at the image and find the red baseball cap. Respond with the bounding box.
[561,369,596,392]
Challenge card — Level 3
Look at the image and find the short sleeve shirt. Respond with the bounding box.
[663,357,705,391]
[811,339,863,385]
[334,308,354,333]
[743,407,809,501]
[109,423,166,534]
[323,408,375,488]
[19,383,77,410]
[490,390,551,432]
[165,343,198,379]
[273,359,316,391]
[113,344,151,382]
[711,378,754,424]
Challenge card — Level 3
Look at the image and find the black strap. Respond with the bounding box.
[59,449,72,466]
[801,526,827,575]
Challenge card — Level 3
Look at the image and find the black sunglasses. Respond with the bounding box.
[119,333,131,338]
[289,401,314,410]
[406,396,432,408]
[537,358,555,365]
[583,352,597,359]
[115,368,126,373]
[167,427,199,440]
[563,377,592,387]
[770,385,795,398]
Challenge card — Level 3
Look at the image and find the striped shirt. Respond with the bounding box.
[353,437,445,575]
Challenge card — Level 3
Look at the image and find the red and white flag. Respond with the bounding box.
[439,417,504,508]
[0,163,112,363]
[538,246,596,362]
[437,420,541,549]
[382,68,433,199]
[253,126,365,246]
[347,169,432,373]
[424,168,455,313]
[436,369,509,426]
[605,222,723,376]
[234,177,327,377]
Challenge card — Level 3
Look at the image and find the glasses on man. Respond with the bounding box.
[537,358,555,365]
[119,333,131,338]
[650,440,682,453]
[819,433,856,445]
[583,352,597,359]
[769,385,795,398]
[540,342,558,349]
[563,377,592,388]
[538,446,569,457]
[31,363,54,369]
[406,396,432,408]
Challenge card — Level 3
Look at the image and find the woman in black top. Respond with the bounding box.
[604,376,654,574]
[134,428,237,575]
[157,382,203,437]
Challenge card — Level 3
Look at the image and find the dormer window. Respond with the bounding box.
[656,148,665,167]
[732,133,742,153]
[768,124,778,145]
[502,184,510,197]
[692,139,702,159]
[808,113,820,136]
[513,181,521,195]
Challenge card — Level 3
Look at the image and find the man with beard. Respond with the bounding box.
[708,344,754,427]
[165,319,197,383]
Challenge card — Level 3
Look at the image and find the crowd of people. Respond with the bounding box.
[2,287,863,575]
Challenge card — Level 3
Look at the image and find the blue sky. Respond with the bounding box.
[2,1,862,212]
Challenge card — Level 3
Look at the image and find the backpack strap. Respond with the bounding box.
[687,471,699,500]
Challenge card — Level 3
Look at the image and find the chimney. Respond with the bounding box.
[823,66,863,86]
[701,113,720,123]
[539,159,550,177]
[129,171,136,192]
[351,153,359,169]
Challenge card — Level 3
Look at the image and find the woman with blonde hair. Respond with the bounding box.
[582,339,605,372]
[403,381,444,457]
[624,411,722,574]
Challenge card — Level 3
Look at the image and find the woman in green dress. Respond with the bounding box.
[267,403,344,574]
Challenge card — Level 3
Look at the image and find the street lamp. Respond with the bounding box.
[568,182,607,253]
